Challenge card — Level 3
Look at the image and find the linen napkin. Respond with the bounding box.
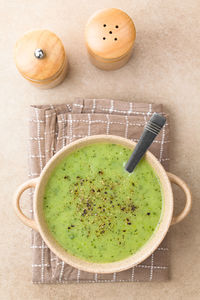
[28,98,170,283]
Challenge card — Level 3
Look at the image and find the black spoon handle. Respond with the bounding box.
[125,113,166,173]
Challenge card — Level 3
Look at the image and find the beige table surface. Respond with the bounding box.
[0,0,199,299]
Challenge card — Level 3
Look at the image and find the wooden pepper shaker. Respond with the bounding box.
[85,8,136,70]
[14,30,68,89]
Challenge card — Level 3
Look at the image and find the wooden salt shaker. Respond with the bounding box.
[85,8,136,70]
[14,30,68,89]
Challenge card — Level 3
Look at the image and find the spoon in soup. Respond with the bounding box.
[125,113,166,173]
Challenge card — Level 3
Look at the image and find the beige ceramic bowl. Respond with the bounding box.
[14,135,192,273]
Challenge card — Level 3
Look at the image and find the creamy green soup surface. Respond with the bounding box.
[43,143,162,263]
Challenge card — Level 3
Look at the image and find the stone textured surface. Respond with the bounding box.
[0,0,199,299]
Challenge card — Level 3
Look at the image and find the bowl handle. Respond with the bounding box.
[14,178,39,231]
[167,172,192,225]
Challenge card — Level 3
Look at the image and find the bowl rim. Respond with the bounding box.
[33,135,173,273]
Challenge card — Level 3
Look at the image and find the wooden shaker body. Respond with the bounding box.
[85,8,136,70]
[14,30,68,89]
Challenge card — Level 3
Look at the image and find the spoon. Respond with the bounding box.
[125,113,166,173]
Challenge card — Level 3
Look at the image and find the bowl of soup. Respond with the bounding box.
[14,135,191,273]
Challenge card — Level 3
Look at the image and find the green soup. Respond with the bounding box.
[43,143,162,263]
